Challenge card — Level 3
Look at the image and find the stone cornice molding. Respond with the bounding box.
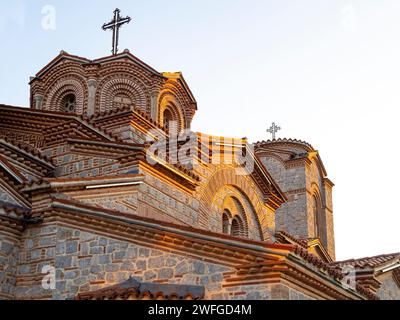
[47,199,287,265]
[21,174,144,193]
[254,138,315,151]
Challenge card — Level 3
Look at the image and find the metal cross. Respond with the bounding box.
[102,8,132,55]
[267,122,281,140]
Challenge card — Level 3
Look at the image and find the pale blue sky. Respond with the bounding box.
[0,1,399,260]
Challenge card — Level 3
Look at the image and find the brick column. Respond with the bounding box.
[87,79,98,117]
[150,90,159,122]
[33,95,43,110]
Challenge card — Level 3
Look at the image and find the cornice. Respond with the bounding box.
[0,105,118,145]
[34,51,91,79]
[254,138,315,151]
[21,174,144,193]
[0,176,30,207]
[91,51,163,77]
[45,200,288,266]
[0,137,54,168]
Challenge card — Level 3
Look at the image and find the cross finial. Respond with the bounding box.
[267,122,281,140]
[102,8,132,55]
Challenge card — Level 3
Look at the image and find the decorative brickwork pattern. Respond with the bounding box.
[98,75,149,114]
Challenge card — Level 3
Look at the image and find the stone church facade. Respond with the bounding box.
[0,50,398,300]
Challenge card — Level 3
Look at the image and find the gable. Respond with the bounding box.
[0,184,21,207]
[0,179,29,208]
[0,138,55,188]
[0,105,116,151]
[48,139,142,178]
[33,51,90,79]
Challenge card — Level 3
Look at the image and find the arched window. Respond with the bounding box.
[230,217,242,237]
[163,108,174,129]
[312,195,320,238]
[222,211,230,234]
[61,93,76,113]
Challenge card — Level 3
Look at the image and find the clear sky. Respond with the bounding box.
[0,0,398,260]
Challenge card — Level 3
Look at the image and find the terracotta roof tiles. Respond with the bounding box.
[88,105,132,120]
[275,231,308,248]
[76,277,204,300]
[0,201,31,220]
[89,105,167,133]
[331,253,400,269]
[0,137,53,165]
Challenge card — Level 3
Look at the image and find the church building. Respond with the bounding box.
[0,12,399,300]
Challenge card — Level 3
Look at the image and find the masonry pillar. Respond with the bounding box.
[150,90,159,122]
[87,79,98,117]
[33,95,43,110]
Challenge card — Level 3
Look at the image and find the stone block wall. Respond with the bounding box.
[263,159,306,193]
[13,223,249,299]
[93,121,151,144]
[137,173,200,227]
[43,144,121,179]
[10,223,318,300]
[275,191,308,238]
[376,272,400,300]
[15,223,57,299]
[259,150,336,259]
[51,226,234,300]
[260,155,308,238]
[271,284,314,300]
[213,282,314,300]
[0,230,20,299]
[0,185,23,207]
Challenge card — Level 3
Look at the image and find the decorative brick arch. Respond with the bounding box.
[158,92,185,132]
[43,77,86,114]
[159,80,194,128]
[309,156,325,190]
[309,182,326,242]
[198,167,272,241]
[210,185,262,240]
[97,76,150,114]
[223,194,250,238]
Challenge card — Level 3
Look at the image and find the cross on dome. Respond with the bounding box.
[102,8,132,55]
[267,122,281,140]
